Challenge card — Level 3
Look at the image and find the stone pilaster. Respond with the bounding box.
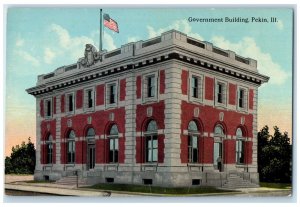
[124,73,137,166]
[163,65,183,169]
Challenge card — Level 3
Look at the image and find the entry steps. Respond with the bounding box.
[222,173,259,189]
[55,176,87,187]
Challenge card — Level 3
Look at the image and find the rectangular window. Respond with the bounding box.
[239,89,244,108]
[109,84,116,104]
[146,135,158,162]
[109,138,119,163]
[236,140,245,164]
[67,141,75,163]
[45,99,52,117]
[147,76,155,98]
[87,90,94,108]
[46,143,53,164]
[217,83,223,103]
[191,76,199,98]
[68,94,74,112]
[188,135,198,163]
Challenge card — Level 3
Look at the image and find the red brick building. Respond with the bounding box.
[27,30,269,187]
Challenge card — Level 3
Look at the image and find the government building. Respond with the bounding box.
[26,30,269,188]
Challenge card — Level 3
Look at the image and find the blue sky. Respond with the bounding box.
[5,7,293,155]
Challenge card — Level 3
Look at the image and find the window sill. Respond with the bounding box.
[142,97,158,104]
[105,103,117,110]
[84,107,95,113]
[236,164,246,168]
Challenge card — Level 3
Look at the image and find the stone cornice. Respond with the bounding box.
[27,51,269,96]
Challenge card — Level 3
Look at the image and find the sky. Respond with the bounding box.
[4,7,293,156]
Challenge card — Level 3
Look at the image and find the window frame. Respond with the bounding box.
[83,87,95,112]
[44,98,53,119]
[187,121,200,163]
[144,120,158,163]
[236,128,245,165]
[65,92,75,115]
[67,130,76,164]
[142,72,158,103]
[189,73,203,103]
[108,125,119,163]
[45,135,53,164]
[105,81,118,109]
[237,86,249,112]
[215,80,228,108]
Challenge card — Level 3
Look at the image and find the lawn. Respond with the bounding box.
[85,183,234,195]
[260,182,292,189]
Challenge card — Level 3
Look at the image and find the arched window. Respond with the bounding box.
[67,130,76,164]
[145,120,158,162]
[45,134,53,164]
[188,121,199,163]
[108,124,119,163]
[86,127,95,169]
[213,125,224,171]
[86,128,95,138]
[236,128,245,164]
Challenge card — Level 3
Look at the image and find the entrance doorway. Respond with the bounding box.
[213,142,223,171]
[87,144,95,170]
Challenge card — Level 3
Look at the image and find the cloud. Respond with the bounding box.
[50,23,95,60]
[127,36,139,43]
[44,47,56,64]
[147,19,203,40]
[276,20,284,30]
[15,50,40,67]
[15,38,24,47]
[103,31,117,51]
[211,36,289,85]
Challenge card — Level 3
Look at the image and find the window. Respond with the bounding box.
[145,120,158,163]
[45,99,52,118]
[67,130,76,164]
[46,134,53,164]
[84,88,95,111]
[110,84,116,104]
[213,125,224,171]
[188,121,199,163]
[147,76,155,98]
[236,128,245,164]
[217,83,223,103]
[86,128,95,169]
[106,83,117,107]
[191,76,199,98]
[215,81,227,107]
[87,90,94,108]
[238,89,244,108]
[237,87,248,111]
[108,125,119,163]
[66,93,74,113]
[143,73,158,103]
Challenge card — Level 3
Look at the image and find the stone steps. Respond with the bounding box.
[222,174,259,189]
[55,176,86,186]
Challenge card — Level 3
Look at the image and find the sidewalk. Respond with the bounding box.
[4,175,292,197]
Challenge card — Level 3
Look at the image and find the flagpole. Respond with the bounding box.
[99,9,103,52]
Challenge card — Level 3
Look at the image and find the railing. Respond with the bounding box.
[65,64,77,72]
[235,55,250,64]
[43,73,54,79]
[187,38,205,49]
[104,49,121,58]
[142,37,161,48]
[213,47,229,57]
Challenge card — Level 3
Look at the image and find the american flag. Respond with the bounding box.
[103,13,119,33]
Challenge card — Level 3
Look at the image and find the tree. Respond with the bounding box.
[257,126,292,183]
[5,138,36,174]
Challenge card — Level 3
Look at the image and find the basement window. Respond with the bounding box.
[143,179,153,185]
[192,179,201,185]
[106,178,114,183]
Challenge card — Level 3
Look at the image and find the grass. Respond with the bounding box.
[85,183,234,195]
[260,182,292,189]
[25,180,55,183]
